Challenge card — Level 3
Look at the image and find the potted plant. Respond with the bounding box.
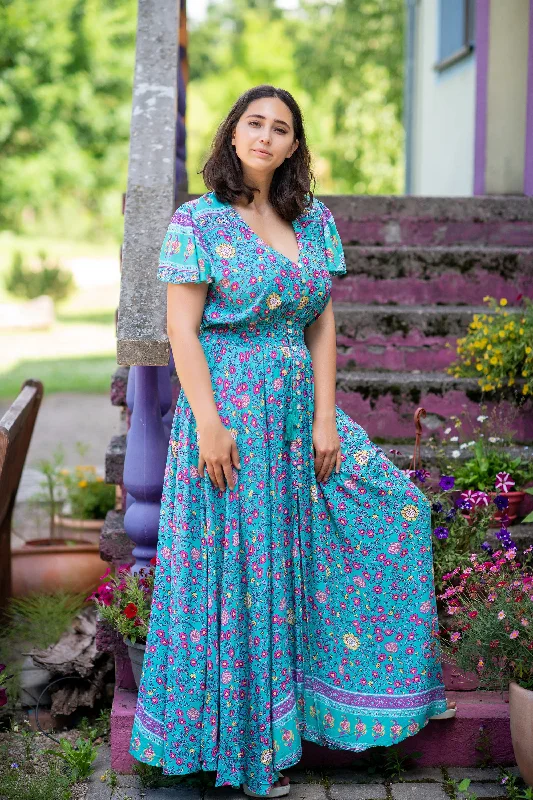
[437,542,533,786]
[54,443,116,543]
[88,560,155,687]
[11,446,107,596]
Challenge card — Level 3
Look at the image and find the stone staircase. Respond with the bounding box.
[324,194,533,445]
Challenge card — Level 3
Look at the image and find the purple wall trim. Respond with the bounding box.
[474,0,490,195]
[524,0,533,195]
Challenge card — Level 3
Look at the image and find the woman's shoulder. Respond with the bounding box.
[174,191,228,222]
[301,195,333,224]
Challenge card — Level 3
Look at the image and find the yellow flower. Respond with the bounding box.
[499,330,506,338]
[476,363,483,371]
[523,385,530,395]
[526,346,532,355]
[499,298,507,306]
[78,480,88,488]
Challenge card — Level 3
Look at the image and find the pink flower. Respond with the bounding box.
[509,630,519,639]
[495,472,515,493]
[472,491,489,507]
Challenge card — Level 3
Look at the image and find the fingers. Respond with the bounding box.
[198,454,205,477]
[316,448,342,483]
[231,440,241,470]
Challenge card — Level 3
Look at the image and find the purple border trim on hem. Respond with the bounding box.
[474,0,490,195]
[524,0,533,195]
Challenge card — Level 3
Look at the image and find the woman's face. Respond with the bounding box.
[231,96,299,177]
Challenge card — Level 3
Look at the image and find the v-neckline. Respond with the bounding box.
[227,201,302,267]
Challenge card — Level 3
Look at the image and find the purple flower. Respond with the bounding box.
[445,508,457,521]
[481,542,494,554]
[439,475,455,491]
[0,664,5,673]
[494,494,509,511]
[10,763,19,770]
[456,497,471,510]
[432,501,443,513]
[0,688,7,707]
[433,526,450,540]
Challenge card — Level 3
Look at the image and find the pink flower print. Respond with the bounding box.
[187,707,200,721]
[384,641,398,653]
[221,671,232,684]
[372,722,385,739]
[388,542,401,555]
[390,722,403,739]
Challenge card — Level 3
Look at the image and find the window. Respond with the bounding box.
[435,0,476,71]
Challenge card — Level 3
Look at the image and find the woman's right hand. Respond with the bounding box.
[197,421,241,491]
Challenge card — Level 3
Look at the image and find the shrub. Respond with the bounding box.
[448,295,533,397]
[4,250,75,304]
[61,465,115,521]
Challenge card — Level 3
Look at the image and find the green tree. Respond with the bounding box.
[0,0,137,238]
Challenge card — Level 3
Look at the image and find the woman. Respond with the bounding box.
[129,85,456,797]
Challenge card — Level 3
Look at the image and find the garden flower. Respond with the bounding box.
[432,501,443,513]
[439,475,455,491]
[509,630,519,639]
[10,763,18,769]
[497,611,506,620]
[433,527,449,540]
[450,632,461,642]
[445,508,457,522]
[123,603,138,619]
[495,472,515,493]
[477,415,488,422]
[0,688,6,707]
[520,618,529,626]
[456,497,471,510]
[493,494,509,511]
[468,610,478,619]
[451,450,461,459]
[415,468,431,482]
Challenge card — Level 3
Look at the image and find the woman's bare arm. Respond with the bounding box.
[304,298,342,482]
[166,282,240,490]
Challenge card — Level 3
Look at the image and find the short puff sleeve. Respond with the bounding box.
[157,204,213,284]
[318,201,346,276]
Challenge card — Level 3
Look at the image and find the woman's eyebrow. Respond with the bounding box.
[245,113,290,128]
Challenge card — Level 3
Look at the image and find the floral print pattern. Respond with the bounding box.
[129,191,448,794]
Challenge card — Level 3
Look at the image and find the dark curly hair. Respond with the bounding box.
[201,85,315,222]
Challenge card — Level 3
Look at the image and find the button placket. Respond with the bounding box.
[284,319,300,443]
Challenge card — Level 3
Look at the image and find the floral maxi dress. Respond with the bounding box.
[129,191,448,793]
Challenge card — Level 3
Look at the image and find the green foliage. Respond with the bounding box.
[3,590,87,650]
[0,354,117,400]
[4,250,74,303]
[0,763,72,800]
[30,445,66,536]
[449,296,533,398]
[187,0,405,195]
[43,737,97,781]
[453,441,533,492]
[0,0,137,238]
[61,465,115,520]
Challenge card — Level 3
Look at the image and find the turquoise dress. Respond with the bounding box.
[129,191,448,793]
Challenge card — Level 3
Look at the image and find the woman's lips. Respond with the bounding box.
[252,149,272,157]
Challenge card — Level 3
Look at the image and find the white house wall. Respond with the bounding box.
[411,0,476,196]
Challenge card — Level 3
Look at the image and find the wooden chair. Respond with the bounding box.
[0,380,44,614]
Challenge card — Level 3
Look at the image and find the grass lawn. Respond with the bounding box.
[0,233,120,399]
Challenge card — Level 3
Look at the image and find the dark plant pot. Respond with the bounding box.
[124,637,146,689]
[509,681,533,787]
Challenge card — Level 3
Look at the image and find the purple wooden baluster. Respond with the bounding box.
[159,360,173,440]
[123,366,169,570]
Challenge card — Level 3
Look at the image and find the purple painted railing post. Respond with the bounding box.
[122,366,171,571]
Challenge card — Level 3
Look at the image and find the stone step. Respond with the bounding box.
[322,194,533,247]
[333,245,533,305]
[110,686,515,774]
[110,366,129,407]
[335,303,493,371]
[336,370,532,443]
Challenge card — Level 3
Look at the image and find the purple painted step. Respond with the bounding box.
[322,195,533,247]
[335,304,491,372]
[335,371,533,443]
[110,687,514,774]
[332,246,533,305]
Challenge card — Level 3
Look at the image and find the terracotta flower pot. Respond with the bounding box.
[124,637,146,688]
[53,514,104,545]
[460,490,526,526]
[509,680,533,786]
[11,538,107,597]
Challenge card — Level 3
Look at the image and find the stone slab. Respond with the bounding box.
[390,784,448,800]
[145,789,202,800]
[447,767,503,781]
[100,509,133,565]
[106,434,126,485]
[392,767,444,782]
[329,783,387,800]
[455,783,507,798]
[111,366,130,407]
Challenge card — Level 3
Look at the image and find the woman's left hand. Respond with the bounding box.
[313,416,342,483]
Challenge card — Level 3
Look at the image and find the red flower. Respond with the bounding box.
[468,610,478,619]
[123,603,138,619]
[150,556,157,566]
[0,688,7,707]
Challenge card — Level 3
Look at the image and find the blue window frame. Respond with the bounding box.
[435,0,475,71]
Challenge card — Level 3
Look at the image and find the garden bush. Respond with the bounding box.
[4,250,75,304]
